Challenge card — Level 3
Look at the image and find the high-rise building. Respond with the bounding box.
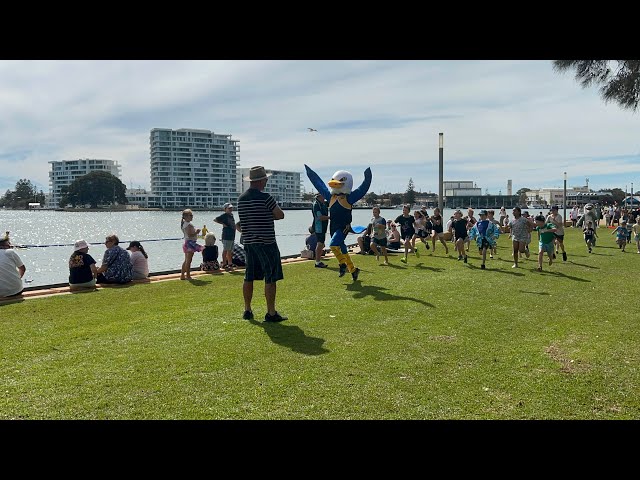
[507,179,512,196]
[48,158,121,208]
[237,168,302,206]
[149,128,239,209]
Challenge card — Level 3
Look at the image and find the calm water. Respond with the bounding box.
[2,208,463,288]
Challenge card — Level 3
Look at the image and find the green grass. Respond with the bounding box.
[1,227,639,419]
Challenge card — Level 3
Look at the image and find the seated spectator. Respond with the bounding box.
[305,226,318,257]
[387,223,401,250]
[200,233,220,271]
[357,224,373,254]
[96,234,133,284]
[69,239,98,290]
[127,240,149,280]
[232,242,246,267]
[0,232,26,298]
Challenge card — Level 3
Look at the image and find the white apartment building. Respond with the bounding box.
[48,159,121,208]
[149,128,239,209]
[237,168,302,206]
[526,186,590,206]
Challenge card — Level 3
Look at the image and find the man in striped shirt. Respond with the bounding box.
[237,166,287,323]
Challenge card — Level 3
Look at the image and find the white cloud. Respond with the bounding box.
[0,60,638,195]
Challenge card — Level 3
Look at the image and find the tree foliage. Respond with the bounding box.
[0,179,45,209]
[364,192,379,205]
[403,178,416,207]
[553,60,640,112]
[516,187,531,206]
[59,171,127,208]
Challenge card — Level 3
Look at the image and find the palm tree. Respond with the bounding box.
[553,60,640,112]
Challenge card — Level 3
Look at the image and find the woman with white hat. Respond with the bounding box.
[68,239,98,290]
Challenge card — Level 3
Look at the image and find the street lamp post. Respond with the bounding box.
[438,133,444,212]
[563,172,567,228]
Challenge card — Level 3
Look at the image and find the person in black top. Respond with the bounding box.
[449,210,470,263]
[200,233,220,271]
[395,205,416,263]
[68,239,97,289]
[430,207,449,255]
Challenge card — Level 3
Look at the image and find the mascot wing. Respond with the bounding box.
[304,164,330,200]
[347,167,372,205]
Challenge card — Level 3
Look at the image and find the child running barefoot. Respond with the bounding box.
[395,205,416,264]
[181,208,203,280]
[612,221,628,252]
[412,210,430,256]
[534,214,557,272]
[582,221,598,253]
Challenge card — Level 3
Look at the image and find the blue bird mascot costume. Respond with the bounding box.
[305,164,372,280]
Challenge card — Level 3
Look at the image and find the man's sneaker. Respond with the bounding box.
[242,310,254,320]
[351,267,360,281]
[338,265,347,277]
[315,262,328,268]
[480,264,486,269]
[463,256,468,263]
[489,254,494,259]
[562,251,567,262]
[588,247,592,253]
[264,311,288,323]
[458,255,463,261]
[400,256,407,263]
[425,243,430,250]
[382,261,389,265]
[512,264,518,268]
[415,247,420,258]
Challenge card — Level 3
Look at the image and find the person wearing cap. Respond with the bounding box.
[215,202,237,270]
[237,165,287,323]
[127,241,149,280]
[546,205,567,262]
[0,232,26,298]
[68,239,98,289]
[311,192,329,267]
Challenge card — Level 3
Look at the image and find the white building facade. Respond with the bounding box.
[444,181,482,197]
[149,128,240,209]
[48,159,121,208]
[237,168,302,206]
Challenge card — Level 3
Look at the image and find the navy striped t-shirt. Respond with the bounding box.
[237,188,278,244]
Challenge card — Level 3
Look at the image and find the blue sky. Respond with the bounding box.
[1,60,639,196]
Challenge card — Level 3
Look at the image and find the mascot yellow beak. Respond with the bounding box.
[328,179,344,188]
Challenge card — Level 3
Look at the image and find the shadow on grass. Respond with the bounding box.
[465,263,525,276]
[413,262,445,272]
[346,281,435,308]
[186,278,209,286]
[568,260,599,269]
[539,270,591,282]
[0,296,25,306]
[248,319,329,356]
[520,290,551,295]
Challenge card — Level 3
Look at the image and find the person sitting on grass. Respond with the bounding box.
[356,224,373,255]
[387,222,401,250]
[68,239,97,290]
[127,241,149,280]
[0,232,26,298]
[200,233,220,272]
[96,234,133,284]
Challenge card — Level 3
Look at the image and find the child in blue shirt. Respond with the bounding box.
[611,221,628,252]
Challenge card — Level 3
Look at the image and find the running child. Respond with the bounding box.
[370,206,390,265]
[395,205,416,263]
[449,210,469,263]
[534,214,557,272]
[430,207,449,255]
[582,221,598,253]
[412,210,430,254]
[468,209,500,269]
[611,221,628,251]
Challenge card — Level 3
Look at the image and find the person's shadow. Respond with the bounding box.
[249,319,329,355]
[346,281,435,308]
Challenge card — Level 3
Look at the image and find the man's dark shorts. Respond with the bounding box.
[554,234,565,241]
[400,229,415,241]
[244,243,284,283]
[372,237,387,248]
[315,232,327,244]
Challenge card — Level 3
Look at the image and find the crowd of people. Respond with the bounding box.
[3,182,640,329]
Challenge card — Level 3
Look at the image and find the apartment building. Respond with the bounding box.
[149,128,239,209]
[48,159,121,208]
[237,168,302,206]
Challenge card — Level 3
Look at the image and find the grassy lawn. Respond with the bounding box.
[1,227,638,419]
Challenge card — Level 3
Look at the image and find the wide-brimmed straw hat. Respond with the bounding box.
[243,166,272,182]
[73,239,89,251]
